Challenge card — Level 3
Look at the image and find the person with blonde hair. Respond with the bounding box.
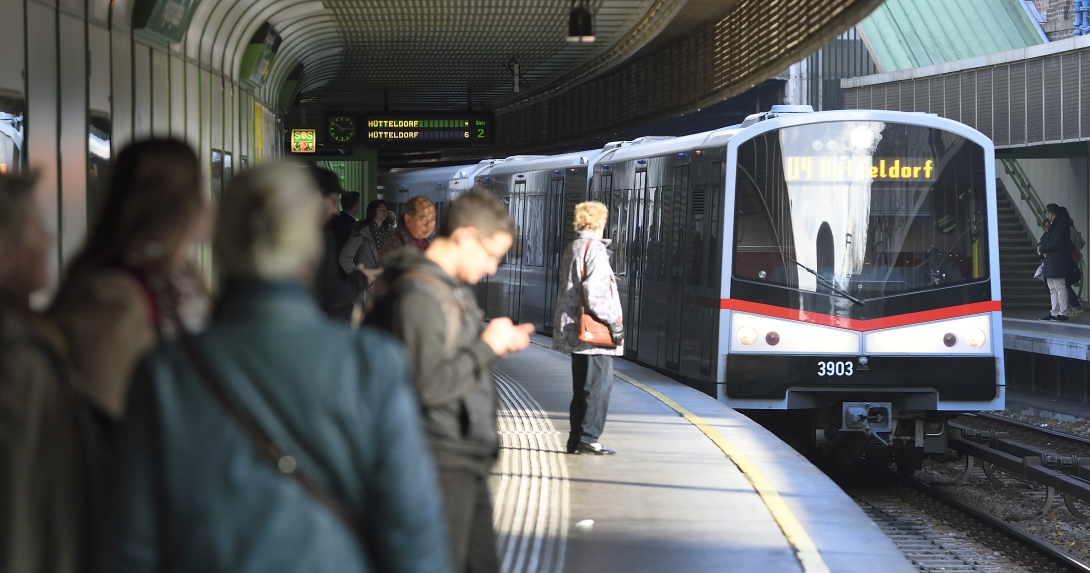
[554,201,623,455]
[97,163,452,573]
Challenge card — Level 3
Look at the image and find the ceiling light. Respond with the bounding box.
[567,0,595,42]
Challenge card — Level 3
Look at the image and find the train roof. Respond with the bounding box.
[481,150,598,176]
[377,160,495,186]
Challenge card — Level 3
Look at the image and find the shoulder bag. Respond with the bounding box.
[177,335,371,548]
[577,241,617,347]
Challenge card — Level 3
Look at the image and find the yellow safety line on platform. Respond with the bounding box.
[613,371,831,573]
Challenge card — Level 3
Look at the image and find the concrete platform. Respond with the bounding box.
[489,336,914,573]
[1005,390,1090,422]
[1003,310,1090,360]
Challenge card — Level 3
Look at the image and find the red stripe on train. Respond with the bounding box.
[718,299,1002,332]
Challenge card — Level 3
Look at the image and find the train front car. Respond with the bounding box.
[723,110,1002,471]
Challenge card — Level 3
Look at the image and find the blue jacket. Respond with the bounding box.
[97,280,452,573]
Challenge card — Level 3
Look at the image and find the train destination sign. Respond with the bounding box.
[362,112,494,148]
[785,157,936,183]
[290,128,316,153]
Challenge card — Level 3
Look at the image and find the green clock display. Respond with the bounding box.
[328,115,357,143]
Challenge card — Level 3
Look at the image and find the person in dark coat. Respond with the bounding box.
[0,172,107,573]
[1039,203,1073,321]
[367,190,534,573]
[311,167,366,322]
[330,191,360,254]
[1058,206,1084,316]
[95,164,452,573]
[378,196,436,263]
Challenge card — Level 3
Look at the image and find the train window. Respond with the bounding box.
[525,194,544,267]
[609,187,628,275]
[223,152,233,190]
[732,121,989,299]
[687,185,705,285]
[708,182,720,288]
[630,171,648,278]
[0,95,24,175]
[211,150,224,204]
[87,114,111,223]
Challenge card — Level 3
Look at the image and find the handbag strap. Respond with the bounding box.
[176,335,369,545]
[579,240,592,313]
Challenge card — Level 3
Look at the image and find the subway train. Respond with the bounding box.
[378,106,1003,470]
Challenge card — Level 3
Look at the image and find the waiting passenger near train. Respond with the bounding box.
[0,172,107,573]
[312,166,367,322]
[554,201,624,455]
[1039,203,1074,321]
[378,195,436,262]
[95,164,452,573]
[339,199,392,291]
[367,189,534,573]
[330,190,361,255]
[50,139,212,423]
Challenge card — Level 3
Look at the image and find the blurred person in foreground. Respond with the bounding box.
[49,139,212,425]
[0,172,106,573]
[554,201,624,455]
[378,195,435,263]
[312,167,366,322]
[330,190,360,254]
[367,189,534,573]
[96,163,452,573]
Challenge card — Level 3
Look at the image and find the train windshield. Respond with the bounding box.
[733,121,989,300]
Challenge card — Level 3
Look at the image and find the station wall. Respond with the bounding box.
[997,156,1090,248]
[0,0,281,289]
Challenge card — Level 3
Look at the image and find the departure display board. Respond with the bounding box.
[784,157,937,182]
[363,112,494,148]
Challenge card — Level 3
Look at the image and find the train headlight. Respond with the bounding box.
[849,126,875,149]
[737,326,757,346]
[966,328,987,348]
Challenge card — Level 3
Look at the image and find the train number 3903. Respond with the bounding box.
[817,361,854,377]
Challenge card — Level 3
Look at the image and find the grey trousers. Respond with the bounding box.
[568,354,614,449]
[438,467,498,573]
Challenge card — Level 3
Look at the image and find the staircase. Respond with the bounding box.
[996,179,1048,309]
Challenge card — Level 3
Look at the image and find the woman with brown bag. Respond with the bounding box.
[553,201,623,455]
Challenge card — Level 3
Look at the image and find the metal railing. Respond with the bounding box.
[1000,157,1086,298]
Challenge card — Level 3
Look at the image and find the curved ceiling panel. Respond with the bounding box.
[304,0,664,109]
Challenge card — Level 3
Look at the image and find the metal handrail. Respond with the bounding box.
[1000,158,1048,230]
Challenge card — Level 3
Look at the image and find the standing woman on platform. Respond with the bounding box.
[1039,203,1073,321]
[50,139,212,424]
[554,201,624,455]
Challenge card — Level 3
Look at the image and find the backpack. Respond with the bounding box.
[364,269,463,355]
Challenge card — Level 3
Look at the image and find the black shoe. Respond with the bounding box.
[573,442,616,455]
[1054,315,1070,322]
[1040,315,1056,321]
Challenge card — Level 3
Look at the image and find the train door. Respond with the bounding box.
[506,179,527,322]
[664,162,690,370]
[702,161,724,378]
[543,174,566,334]
[625,169,648,357]
[638,178,665,366]
[518,185,547,330]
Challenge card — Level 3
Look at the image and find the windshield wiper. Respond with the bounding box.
[781,254,865,306]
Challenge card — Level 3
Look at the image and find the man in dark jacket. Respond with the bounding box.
[378,196,436,262]
[311,167,366,322]
[368,189,534,573]
[330,191,360,254]
[1039,203,1073,321]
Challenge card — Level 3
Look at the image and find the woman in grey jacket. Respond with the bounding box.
[553,201,624,455]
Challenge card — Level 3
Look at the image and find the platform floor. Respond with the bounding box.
[489,336,914,573]
[1004,310,1090,360]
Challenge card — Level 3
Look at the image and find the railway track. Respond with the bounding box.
[948,414,1090,521]
[846,471,1090,572]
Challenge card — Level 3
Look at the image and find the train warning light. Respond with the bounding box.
[765,332,780,346]
[942,333,957,348]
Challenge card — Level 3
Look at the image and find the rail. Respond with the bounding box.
[947,419,1090,521]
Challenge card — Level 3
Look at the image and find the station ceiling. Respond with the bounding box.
[116,0,884,151]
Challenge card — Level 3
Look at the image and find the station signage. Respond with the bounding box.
[290,129,316,153]
[362,112,494,148]
[784,157,937,183]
